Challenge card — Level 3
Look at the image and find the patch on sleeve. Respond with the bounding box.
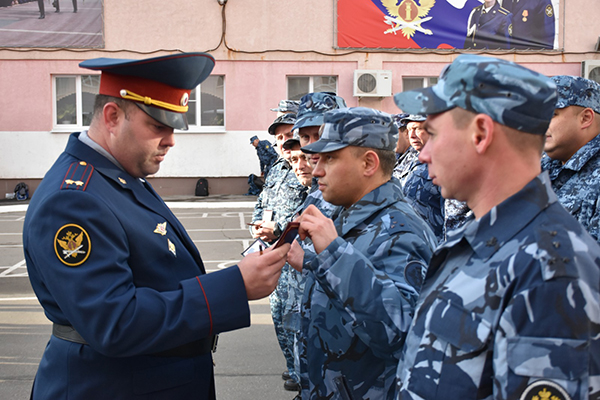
[54,224,91,267]
[520,380,571,400]
[60,161,94,191]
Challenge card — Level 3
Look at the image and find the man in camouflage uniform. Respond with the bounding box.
[541,75,600,242]
[250,113,309,391]
[397,114,445,241]
[250,135,278,178]
[293,107,437,400]
[394,54,600,400]
[392,113,415,183]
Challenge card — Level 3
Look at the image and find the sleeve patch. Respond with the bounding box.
[519,380,571,400]
[60,161,94,191]
[54,224,91,267]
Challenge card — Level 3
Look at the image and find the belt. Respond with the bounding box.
[52,324,218,358]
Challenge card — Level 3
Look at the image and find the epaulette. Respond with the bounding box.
[60,161,94,191]
[498,7,509,15]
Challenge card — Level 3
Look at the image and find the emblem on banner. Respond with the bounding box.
[382,0,435,38]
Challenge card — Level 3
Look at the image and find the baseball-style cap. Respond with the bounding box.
[293,92,347,131]
[268,113,297,135]
[301,107,398,154]
[270,100,300,114]
[282,130,301,151]
[249,135,259,143]
[393,54,558,135]
[392,113,410,129]
[401,114,427,124]
[79,53,215,131]
[552,75,600,114]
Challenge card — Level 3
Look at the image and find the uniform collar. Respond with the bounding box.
[561,132,600,172]
[441,171,557,261]
[335,180,402,237]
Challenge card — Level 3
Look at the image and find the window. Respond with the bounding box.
[402,77,438,91]
[287,76,338,100]
[52,75,224,132]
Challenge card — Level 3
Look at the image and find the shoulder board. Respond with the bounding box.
[60,161,94,191]
[498,7,509,15]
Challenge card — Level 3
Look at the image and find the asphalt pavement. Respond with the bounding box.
[0,195,298,399]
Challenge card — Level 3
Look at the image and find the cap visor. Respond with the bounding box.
[393,86,454,116]
[301,140,348,154]
[136,103,188,130]
[293,114,325,131]
[282,138,300,150]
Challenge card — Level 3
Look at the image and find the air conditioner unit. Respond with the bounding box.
[353,70,392,97]
[582,60,600,84]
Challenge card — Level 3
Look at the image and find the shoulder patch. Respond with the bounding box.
[520,380,571,400]
[54,224,91,267]
[61,161,94,191]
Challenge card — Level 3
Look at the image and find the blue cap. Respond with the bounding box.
[268,113,297,135]
[270,100,300,113]
[552,75,600,114]
[282,129,301,151]
[250,135,259,143]
[401,114,427,124]
[79,53,215,130]
[293,92,347,131]
[301,107,398,154]
[392,113,410,129]
[394,54,558,135]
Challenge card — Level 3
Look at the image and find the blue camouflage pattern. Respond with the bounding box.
[541,134,600,242]
[293,92,347,131]
[299,180,437,400]
[401,161,445,241]
[254,139,279,177]
[271,100,300,114]
[302,107,398,154]
[268,113,297,135]
[443,198,474,240]
[464,2,511,49]
[396,172,600,400]
[393,147,419,185]
[393,54,558,135]
[552,75,600,114]
[504,0,555,50]
[392,113,410,129]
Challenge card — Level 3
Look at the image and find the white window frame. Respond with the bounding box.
[182,75,226,133]
[287,75,338,100]
[51,74,225,133]
[401,76,438,91]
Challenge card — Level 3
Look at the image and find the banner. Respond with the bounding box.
[337,0,558,50]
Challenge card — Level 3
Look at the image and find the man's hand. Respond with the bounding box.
[288,240,305,272]
[238,243,290,300]
[253,221,278,241]
[298,205,338,254]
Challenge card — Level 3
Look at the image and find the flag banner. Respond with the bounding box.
[337,0,558,50]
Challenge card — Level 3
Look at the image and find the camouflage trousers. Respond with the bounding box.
[269,264,297,381]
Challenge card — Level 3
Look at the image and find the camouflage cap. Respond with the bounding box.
[282,129,301,151]
[249,135,258,143]
[401,114,427,124]
[394,54,558,135]
[268,113,297,135]
[270,100,300,114]
[301,107,398,154]
[552,75,600,114]
[392,113,410,128]
[293,92,347,131]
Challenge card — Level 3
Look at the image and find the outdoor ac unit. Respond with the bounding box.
[353,70,392,97]
[582,60,600,84]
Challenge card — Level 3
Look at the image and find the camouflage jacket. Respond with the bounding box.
[396,172,600,400]
[541,133,600,242]
[401,160,445,241]
[393,147,419,187]
[299,180,437,400]
[255,139,278,177]
[251,158,308,243]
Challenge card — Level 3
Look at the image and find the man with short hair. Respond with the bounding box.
[294,107,437,400]
[394,54,600,400]
[542,75,600,241]
[22,53,290,399]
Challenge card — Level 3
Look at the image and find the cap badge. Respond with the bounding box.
[54,224,91,267]
[180,92,189,107]
[154,222,167,236]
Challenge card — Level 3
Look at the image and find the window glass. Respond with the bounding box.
[55,77,77,125]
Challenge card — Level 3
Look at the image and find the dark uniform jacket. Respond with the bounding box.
[464,2,512,49]
[23,132,250,399]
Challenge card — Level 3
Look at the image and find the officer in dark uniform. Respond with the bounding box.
[23,53,290,400]
[504,0,556,49]
[464,0,512,49]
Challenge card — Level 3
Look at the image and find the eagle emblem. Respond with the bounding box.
[54,224,91,267]
[382,0,436,38]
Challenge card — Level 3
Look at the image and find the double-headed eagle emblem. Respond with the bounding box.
[382,0,436,38]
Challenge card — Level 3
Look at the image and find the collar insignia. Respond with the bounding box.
[154,222,167,236]
[168,238,176,256]
[118,177,127,185]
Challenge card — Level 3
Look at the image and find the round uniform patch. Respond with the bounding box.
[404,260,426,289]
[519,380,571,400]
[54,224,91,267]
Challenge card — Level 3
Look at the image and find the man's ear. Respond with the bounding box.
[579,107,595,130]
[363,150,380,177]
[102,102,122,133]
[471,114,495,155]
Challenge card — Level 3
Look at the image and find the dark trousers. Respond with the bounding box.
[37,0,44,17]
[53,0,77,12]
